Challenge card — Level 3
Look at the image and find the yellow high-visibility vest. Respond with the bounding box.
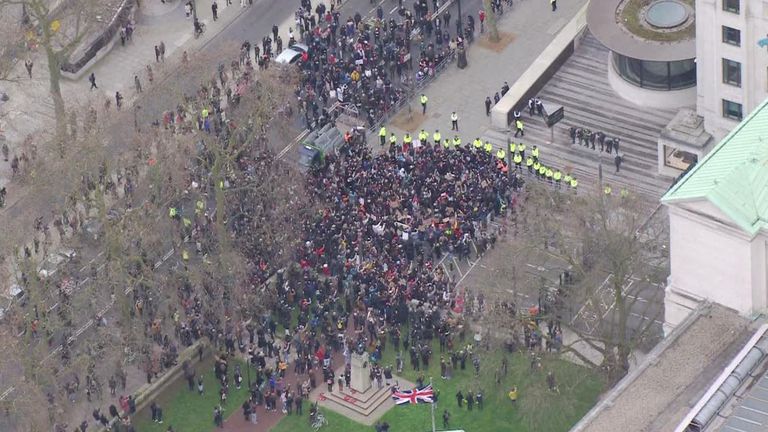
[433,132,441,142]
[379,127,387,137]
[453,137,462,147]
[496,149,506,160]
[473,138,483,148]
[484,142,493,153]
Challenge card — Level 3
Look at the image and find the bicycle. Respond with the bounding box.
[311,412,328,431]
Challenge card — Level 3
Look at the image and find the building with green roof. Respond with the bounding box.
[661,97,768,331]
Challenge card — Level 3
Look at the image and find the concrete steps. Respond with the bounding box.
[318,383,393,417]
[491,32,679,199]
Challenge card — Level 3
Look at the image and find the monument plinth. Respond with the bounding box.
[350,352,371,393]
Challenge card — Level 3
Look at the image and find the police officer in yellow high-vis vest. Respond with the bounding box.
[404,133,413,145]
[420,94,428,114]
[518,142,526,159]
[453,136,462,148]
[390,133,397,146]
[531,145,540,161]
[418,129,428,143]
[433,130,441,146]
[514,153,523,171]
[526,157,534,174]
[484,141,493,153]
[473,138,483,149]
[570,177,578,193]
[553,170,562,188]
[443,138,451,149]
[379,126,387,146]
[496,149,506,160]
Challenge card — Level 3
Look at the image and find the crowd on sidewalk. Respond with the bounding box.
[290,0,473,131]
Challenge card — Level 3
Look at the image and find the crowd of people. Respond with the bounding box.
[290,0,467,131]
[4,1,590,431]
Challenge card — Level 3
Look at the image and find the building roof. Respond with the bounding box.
[570,304,752,432]
[587,0,695,61]
[717,369,768,432]
[662,98,768,237]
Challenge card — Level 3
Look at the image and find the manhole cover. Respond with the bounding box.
[646,0,689,28]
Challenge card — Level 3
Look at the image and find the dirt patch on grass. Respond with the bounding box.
[477,31,516,53]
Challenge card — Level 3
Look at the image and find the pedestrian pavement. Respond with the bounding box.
[382,0,674,201]
[0,0,251,202]
[383,0,589,154]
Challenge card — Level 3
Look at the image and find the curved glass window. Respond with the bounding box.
[612,52,696,90]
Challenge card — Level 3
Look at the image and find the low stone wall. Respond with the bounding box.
[490,2,589,128]
[98,339,209,432]
[60,0,136,80]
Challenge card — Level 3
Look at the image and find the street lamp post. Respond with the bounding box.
[456,0,463,34]
[191,0,198,31]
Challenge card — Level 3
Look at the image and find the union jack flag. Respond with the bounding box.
[392,384,434,405]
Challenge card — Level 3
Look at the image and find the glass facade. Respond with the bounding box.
[612,52,696,90]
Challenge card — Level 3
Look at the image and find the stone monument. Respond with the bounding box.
[350,351,372,393]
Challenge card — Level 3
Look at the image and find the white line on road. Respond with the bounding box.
[277,129,309,159]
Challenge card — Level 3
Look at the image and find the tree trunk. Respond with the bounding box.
[44,46,68,157]
[483,0,500,43]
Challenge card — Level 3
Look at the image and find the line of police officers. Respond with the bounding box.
[378,126,579,192]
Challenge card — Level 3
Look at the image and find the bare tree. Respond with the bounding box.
[495,183,667,385]
[0,0,98,153]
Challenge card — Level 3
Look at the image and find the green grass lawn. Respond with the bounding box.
[134,358,251,432]
[274,337,604,432]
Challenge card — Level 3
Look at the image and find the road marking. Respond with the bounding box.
[629,312,664,326]
[277,129,309,159]
[367,0,387,16]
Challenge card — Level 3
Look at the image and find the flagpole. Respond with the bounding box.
[430,377,436,432]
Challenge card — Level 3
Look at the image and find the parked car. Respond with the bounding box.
[274,43,308,65]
